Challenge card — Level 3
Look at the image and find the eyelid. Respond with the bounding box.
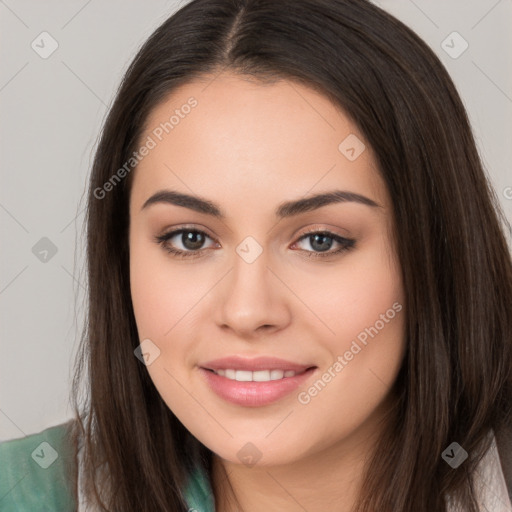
[293,224,351,240]
[156,223,217,241]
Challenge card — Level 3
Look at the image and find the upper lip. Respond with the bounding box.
[200,356,316,373]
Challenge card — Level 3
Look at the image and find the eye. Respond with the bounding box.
[154,227,356,260]
[155,227,218,259]
[292,230,356,259]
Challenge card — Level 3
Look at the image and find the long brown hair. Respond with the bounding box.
[70,0,512,510]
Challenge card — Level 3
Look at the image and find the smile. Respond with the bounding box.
[199,366,317,407]
[208,368,307,381]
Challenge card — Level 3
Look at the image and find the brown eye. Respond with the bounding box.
[155,228,217,259]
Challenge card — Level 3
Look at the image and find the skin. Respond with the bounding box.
[129,71,406,512]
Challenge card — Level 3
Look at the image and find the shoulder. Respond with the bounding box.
[0,420,77,511]
[495,422,512,502]
[183,464,216,512]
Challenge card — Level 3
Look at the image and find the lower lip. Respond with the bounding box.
[199,367,317,407]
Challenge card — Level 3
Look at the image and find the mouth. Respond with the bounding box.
[201,367,315,382]
[200,355,316,373]
[198,357,318,407]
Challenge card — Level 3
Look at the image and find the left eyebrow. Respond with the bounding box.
[140,189,383,218]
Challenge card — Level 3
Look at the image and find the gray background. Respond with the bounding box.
[1,0,511,441]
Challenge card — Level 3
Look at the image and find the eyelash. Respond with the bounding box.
[154,226,356,260]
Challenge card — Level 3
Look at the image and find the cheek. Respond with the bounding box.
[302,232,403,346]
[304,232,405,402]
[129,238,197,415]
[129,234,200,340]
[130,249,168,339]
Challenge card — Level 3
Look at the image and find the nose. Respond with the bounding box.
[214,247,292,338]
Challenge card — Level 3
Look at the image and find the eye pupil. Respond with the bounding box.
[183,231,205,250]
[310,234,332,252]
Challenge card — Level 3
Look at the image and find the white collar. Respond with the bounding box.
[447,431,512,511]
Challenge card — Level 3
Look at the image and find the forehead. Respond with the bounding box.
[132,72,388,213]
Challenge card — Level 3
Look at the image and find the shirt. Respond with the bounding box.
[1,421,510,511]
[0,421,214,511]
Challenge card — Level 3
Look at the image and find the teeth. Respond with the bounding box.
[213,369,300,381]
[235,370,253,381]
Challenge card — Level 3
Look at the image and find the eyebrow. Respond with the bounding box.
[141,189,382,218]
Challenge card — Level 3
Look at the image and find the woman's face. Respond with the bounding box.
[129,71,406,466]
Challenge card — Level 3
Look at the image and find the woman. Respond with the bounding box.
[1,0,511,511]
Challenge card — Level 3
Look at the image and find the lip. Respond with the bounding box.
[200,356,315,373]
[198,357,317,407]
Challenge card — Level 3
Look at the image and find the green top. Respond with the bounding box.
[0,422,215,511]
